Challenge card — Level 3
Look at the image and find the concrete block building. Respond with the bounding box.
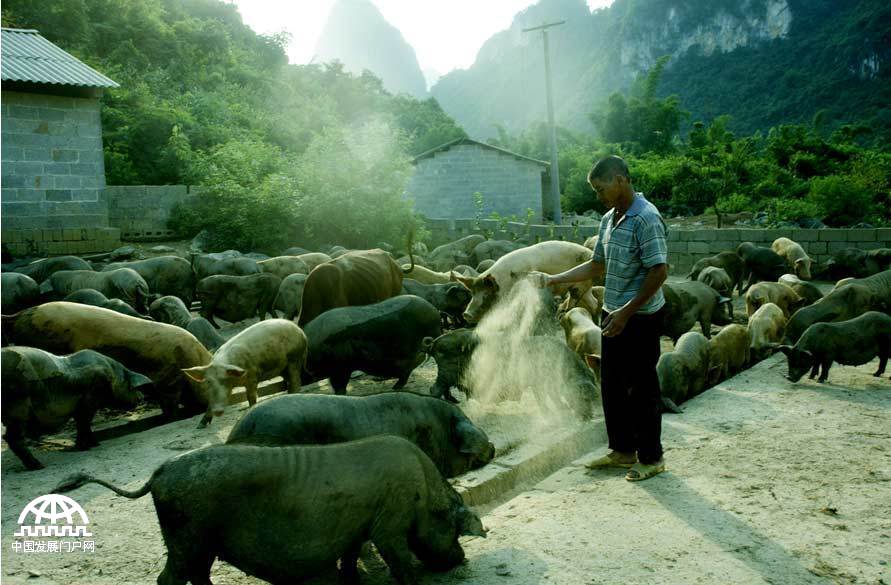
[406,138,549,220]
[1,28,121,255]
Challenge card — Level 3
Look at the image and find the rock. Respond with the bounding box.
[797,218,827,229]
[692,221,704,226]
[242,252,269,260]
[851,222,874,229]
[149,245,176,253]
[774,221,797,228]
[190,229,211,252]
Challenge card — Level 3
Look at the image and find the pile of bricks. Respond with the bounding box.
[1,227,121,257]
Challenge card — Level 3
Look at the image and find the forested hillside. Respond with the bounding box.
[2,0,466,251]
[432,0,891,146]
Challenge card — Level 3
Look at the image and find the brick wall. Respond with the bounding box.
[407,144,546,220]
[423,218,891,275]
[1,91,108,230]
[106,185,199,241]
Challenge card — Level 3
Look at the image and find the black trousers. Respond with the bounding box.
[600,307,664,464]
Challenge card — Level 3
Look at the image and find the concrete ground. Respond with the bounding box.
[429,355,891,585]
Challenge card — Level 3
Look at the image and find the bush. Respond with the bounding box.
[807,175,874,227]
[715,193,754,213]
[768,198,824,223]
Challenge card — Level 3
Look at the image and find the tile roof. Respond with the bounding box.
[412,138,549,167]
[1,28,119,89]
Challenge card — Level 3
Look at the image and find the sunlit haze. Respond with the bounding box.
[228,1,615,77]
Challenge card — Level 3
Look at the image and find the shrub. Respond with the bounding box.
[715,193,754,214]
[807,175,874,227]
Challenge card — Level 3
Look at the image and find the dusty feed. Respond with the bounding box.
[461,280,596,445]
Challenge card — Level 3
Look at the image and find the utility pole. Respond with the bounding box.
[522,20,564,224]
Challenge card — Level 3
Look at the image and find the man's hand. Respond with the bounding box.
[602,305,633,338]
[528,271,552,288]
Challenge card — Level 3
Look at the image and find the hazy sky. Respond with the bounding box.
[229,1,614,75]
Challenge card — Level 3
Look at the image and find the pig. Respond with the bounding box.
[583,235,599,251]
[737,242,789,291]
[196,272,281,327]
[778,274,824,307]
[697,266,734,320]
[661,281,728,342]
[40,268,150,312]
[182,319,307,426]
[149,296,225,353]
[784,277,885,344]
[2,346,151,469]
[831,268,891,308]
[256,255,310,279]
[14,255,91,284]
[825,248,870,279]
[745,282,805,319]
[776,311,891,383]
[299,249,405,326]
[3,302,211,418]
[771,237,813,280]
[427,234,486,271]
[560,307,602,358]
[656,331,711,413]
[55,436,486,585]
[303,295,441,393]
[706,324,750,385]
[103,256,195,304]
[401,278,472,326]
[456,240,594,324]
[1,272,39,313]
[402,264,453,284]
[557,286,605,325]
[64,289,149,319]
[476,258,496,273]
[748,302,787,362]
[280,246,311,256]
[296,252,332,272]
[424,329,479,402]
[226,391,495,477]
[687,251,746,295]
[272,273,307,321]
[452,264,479,277]
[866,248,891,276]
[190,252,261,279]
[471,240,522,265]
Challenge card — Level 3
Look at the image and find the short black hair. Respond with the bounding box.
[587,155,630,184]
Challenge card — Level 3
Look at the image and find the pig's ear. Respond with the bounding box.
[482,274,498,291]
[454,419,488,454]
[774,345,793,356]
[799,349,814,361]
[421,336,435,352]
[584,354,601,370]
[453,274,475,289]
[129,372,153,389]
[181,365,209,383]
[457,506,487,538]
[223,365,246,379]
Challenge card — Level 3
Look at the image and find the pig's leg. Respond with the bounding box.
[375,536,418,585]
[246,376,259,407]
[73,405,100,450]
[874,345,888,377]
[3,425,44,470]
[330,371,351,395]
[285,363,302,394]
[202,307,221,329]
[339,543,362,584]
[699,312,713,339]
[817,360,832,383]
[808,362,820,379]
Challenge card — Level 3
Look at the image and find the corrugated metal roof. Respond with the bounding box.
[1,28,119,88]
[412,138,549,167]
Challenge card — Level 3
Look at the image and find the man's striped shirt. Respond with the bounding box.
[593,193,668,315]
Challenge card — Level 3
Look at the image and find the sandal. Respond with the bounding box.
[584,451,637,470]
[625,459,665,482]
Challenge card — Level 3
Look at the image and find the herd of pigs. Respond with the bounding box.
[2,231,891,584]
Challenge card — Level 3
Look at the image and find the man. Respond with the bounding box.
[540,155,668,481]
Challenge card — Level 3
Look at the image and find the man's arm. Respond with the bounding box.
[546,259,604,286]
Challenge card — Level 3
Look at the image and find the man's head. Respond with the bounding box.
[587,155,633,209]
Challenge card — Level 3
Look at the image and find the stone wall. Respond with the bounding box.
[1,91,108,230]
[407,143,546,220]
[106,185,198,241]
[423,218,891,274]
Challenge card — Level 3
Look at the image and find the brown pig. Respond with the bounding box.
[706,324,750,385]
